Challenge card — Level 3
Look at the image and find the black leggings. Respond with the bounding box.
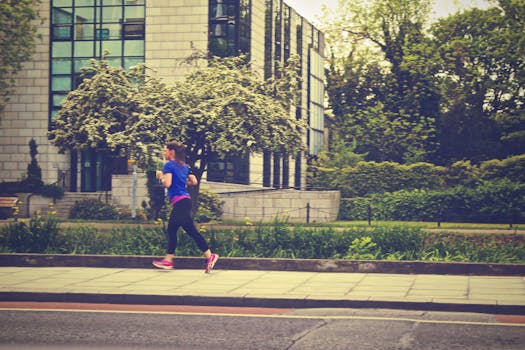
[166,198,209,254]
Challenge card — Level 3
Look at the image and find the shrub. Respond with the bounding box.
[339,161,445,197]
[309,155,525,198]
[69,198,120,220]
[310,161,445,197]
[339,180,525,224]
[3,212,60,253]
[39,183,65,201]
[442,160,480,188]
[1,221,524,263]
[196,189,224,222]
[479,154,525,183]
[117,207,148,221]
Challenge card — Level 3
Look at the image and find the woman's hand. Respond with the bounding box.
[186,174,198,186]
[156,170,163,179]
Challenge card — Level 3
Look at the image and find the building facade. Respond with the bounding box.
[0,0,324,194]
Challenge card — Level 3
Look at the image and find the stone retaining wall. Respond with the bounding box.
[217,189,340,223]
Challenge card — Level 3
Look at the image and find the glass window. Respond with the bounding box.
[52,42,72,57]
[102,40,122,56]
[53,25,73,40]
[125,5,144,19]
[124,40,144,56]
[52,58,72,74]
[239,0,251,54]
[122,18,145,39]
[75,7,95,22]
[52,76,72,91]
[53,7,73,23]
[102,6,122,22]
[53,0,71,8]
[76,0,95,6]
[95,28,110,40]
[106,57,122,67]
[104,0,123,5]
[50,109,60,122]
[124,57,144,69]
[50,0,145,130]
[100,24,120,39]
[211,0,226,19]
[74,41,94,56]
[52,93,68,107]
[75,22,95,40]
[74,58,93,73]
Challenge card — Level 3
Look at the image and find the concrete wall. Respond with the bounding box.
[111,173,149,210]
[216,189,340,223]
[145,0,208,83]
[18,178,339,223]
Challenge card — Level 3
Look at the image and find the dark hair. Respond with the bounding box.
[166,141,186,163]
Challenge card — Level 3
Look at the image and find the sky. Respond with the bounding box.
[283,0,492,26]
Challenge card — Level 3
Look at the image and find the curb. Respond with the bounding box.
[1,253,525,275]
[2,291,525,315]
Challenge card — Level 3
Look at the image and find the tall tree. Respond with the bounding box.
[148,55,305,201]
[323,0,439,163]
[0,0,42,111]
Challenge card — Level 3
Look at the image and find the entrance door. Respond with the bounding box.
[80,149,111,192]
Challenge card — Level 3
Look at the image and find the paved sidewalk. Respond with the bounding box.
[1,266,524,315]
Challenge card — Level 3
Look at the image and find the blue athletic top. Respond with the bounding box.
[162,160,191,204]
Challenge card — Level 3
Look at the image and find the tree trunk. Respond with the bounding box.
[188,176,201,218]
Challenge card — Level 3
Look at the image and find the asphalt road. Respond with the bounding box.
[1,305,524,350]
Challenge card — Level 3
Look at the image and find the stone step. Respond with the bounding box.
[40,192,113,219]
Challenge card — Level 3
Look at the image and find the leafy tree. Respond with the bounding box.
[0,0,42,110]
[323,0,439,163]
[315,132,364,169]
[48,59,140,156]
[145,55,305,203]
[431,1,525,162]
[49,55,305,209]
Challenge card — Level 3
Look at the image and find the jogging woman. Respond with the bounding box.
[152,141,219,273]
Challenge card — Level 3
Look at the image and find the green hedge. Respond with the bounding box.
[479,154,525,183]
[335,161,445,197]
[1,220,524,263]
[309,154,525,197]
[340,180,525,224]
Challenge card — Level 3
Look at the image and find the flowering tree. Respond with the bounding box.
[159,55,304,180]
[49,55,305,205]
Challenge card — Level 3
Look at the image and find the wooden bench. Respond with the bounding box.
[0,197,19,219]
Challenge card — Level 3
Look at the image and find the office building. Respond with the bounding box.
[0,0,325,195]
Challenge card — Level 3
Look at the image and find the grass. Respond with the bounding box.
[2,217,523,233]
[317,221,523,230]
[217,218,523,231]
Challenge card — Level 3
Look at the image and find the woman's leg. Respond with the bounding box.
[177,199,210,253]
[164,204,182,261]
[177,199,218,271]
[152,205,181,269]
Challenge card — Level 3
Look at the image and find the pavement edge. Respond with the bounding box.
[1,253,525,275]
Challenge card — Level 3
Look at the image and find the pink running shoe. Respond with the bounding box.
[152,259,173,270]
[205,253,219,273]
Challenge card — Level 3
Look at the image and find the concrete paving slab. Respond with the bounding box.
[1,264,524,315]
